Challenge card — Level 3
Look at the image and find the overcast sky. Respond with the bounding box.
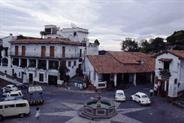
[0,0,184,50]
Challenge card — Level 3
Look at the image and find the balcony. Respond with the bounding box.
[159,69,171,80]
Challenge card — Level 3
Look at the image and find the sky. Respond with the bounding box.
[0,0,184,50]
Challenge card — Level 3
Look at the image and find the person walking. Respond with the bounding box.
[154,84,158,96]
[35,107,40,120]
[149,88,154,97]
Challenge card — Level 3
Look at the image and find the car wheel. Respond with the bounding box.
[19,113,25,118]
[0,115,4,121]
[139,101,141,104]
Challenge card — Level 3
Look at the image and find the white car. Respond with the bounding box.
[115,90,126,101]
[2,84,18,93]
[3,90,23,101]
[131,92,151,105]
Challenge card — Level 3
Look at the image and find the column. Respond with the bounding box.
[27,58,29,67]
[46,59,49,70]
[150,73,153,83]
[133,73,136,86]
[114,74,117,87]
[18,58,21,67]
[36,59,38,68]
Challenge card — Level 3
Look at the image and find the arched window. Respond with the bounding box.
[2,58,8,66]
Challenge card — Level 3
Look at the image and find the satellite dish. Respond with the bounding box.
[71,23,77,28]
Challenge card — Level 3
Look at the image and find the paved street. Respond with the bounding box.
[1,84,184,123]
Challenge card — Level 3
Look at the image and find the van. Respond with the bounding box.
[0,99,30,120]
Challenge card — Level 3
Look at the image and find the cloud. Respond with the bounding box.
[0,0,184,50]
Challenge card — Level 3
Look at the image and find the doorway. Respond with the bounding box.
[48,75,57,85]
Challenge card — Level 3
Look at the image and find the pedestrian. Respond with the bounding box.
[35,107,40,119]
[154,84,158,96]
[149,89,154,97]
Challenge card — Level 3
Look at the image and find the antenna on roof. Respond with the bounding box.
[71,23,77,28]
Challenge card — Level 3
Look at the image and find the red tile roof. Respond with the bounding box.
[155,50,184,59]
[10,38,85,46]
[168,50,184,59]
[88,51,155,74]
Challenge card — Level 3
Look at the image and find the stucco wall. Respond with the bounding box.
[155,53,183,97]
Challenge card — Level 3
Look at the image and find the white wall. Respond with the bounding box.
[155,53,182,97]
[84,57,98,87]
[10,44,84,58]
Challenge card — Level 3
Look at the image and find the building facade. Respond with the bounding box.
[0,25,99,85]
[155,50,184,98]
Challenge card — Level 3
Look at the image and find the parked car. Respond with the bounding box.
[0,99,30,120]
[131,92,151,105]
[115,90,126,101]
[2,90,23,101]
[2,84,18,93]
[28,86,44,105]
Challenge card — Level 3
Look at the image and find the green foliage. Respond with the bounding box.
[149,37,166,53]
[167,30,184,45]
[140,40,151,53]
[166,30,184,50]
[94,39,100,46]
[59,60,69,81]
[121,38,139,52]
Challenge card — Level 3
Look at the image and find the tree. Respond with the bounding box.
[166,30,184,50]
[40,31,46,38]
[94,39,100,46]
[140,40,151,53]
[149,37,166,53]
[121,38,139,52]
[76,64,83,77]
[59,60,69,82]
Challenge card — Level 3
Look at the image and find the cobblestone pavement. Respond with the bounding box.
[1,84,184,123]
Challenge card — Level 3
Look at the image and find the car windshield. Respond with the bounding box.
[142,95,148,98]
[117,92,124,96]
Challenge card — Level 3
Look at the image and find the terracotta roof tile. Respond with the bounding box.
[88,51,155,74]
[10,38,84,46]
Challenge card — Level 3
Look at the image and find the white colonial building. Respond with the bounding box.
[155,50,184,98]
[0,25,99,85]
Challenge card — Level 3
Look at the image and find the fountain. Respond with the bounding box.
[79,91,117,120]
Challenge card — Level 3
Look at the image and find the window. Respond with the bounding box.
[49,60,58,69]
[79,49,82,57]
[45,28,51,34]
[2,58,8,66]
[39,73,44,81]
[15,46,19,56]
[20,58,27,68]
[68,61,71,67]
[29,59,36,67]
[38,60,46,69]
[62,46,65,58]
[41,46,46,57]
[5,48,8,56]
[16,103,26,107]
[50,46,55,57]
[5,104,15,108]
[74,61,76,66]
[13,58,19,66]
[73,32,77,36]
[22,46,26,57]
[0,105,2,109]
